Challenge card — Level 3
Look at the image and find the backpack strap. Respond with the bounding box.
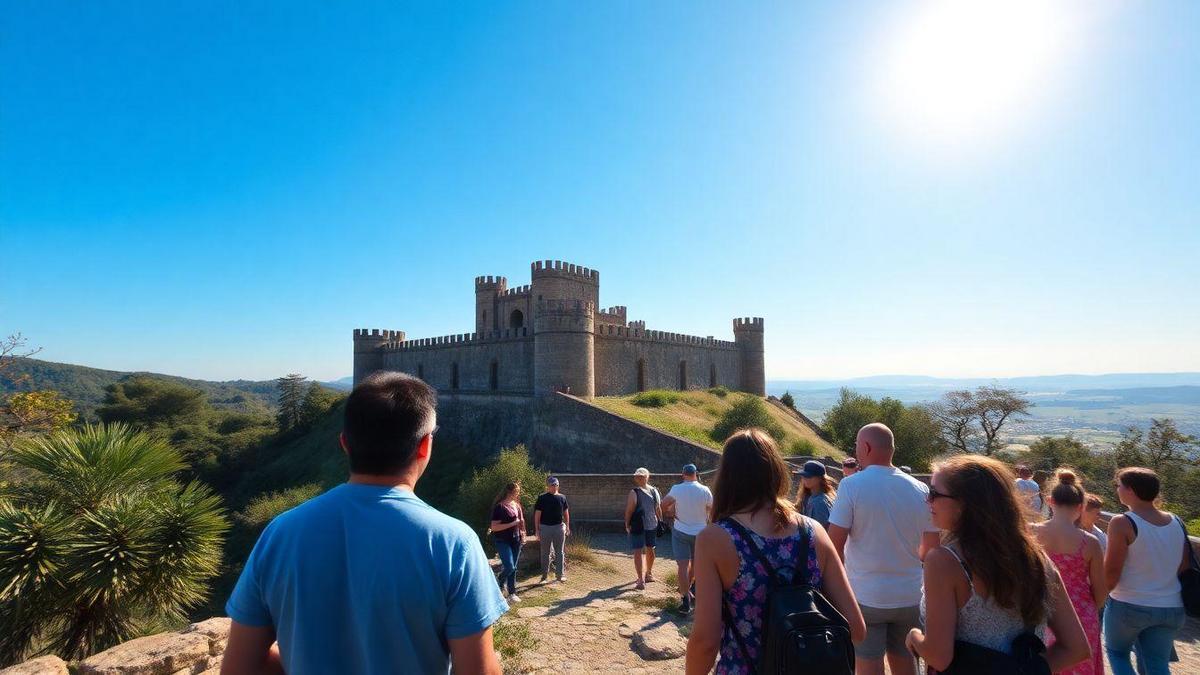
[1176,516,1199,571]
[723,517,782,587]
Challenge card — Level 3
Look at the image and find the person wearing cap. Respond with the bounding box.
[662,463,712,613]
[796,460,838,530]
[534,476,570,583]
[624,467,663,590]
[841,457,859,477]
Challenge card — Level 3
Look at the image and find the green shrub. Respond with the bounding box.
[237,483,323,529]
[632,390,682,408]
[779,391,796,410]
[710,396,785,444]
[786,438,818,456]
[1188,518,1200,538]
[452,445,547,548]
[707,386,730,398]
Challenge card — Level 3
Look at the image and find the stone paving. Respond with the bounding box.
[496,532,1200,674]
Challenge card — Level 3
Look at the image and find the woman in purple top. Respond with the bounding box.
[490,482,525,603]
[685,429,865,675]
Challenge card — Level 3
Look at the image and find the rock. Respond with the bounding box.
[630,624,687,661]
[0,655,70,675]
[183,618,231,653]
[617,615,656,638]
[78,631,211,675]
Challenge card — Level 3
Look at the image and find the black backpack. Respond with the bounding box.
[1175,517,1200,618]
[722,518,854,675]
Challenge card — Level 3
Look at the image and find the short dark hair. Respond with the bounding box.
[1117,467,1161,502]
[343,371,437,475]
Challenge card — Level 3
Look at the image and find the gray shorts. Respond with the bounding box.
[671,530,697,561]
[858,603,921,660]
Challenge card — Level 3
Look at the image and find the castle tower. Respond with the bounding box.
[534,299,595,398]
[529,260,599,306]
[474,276,507,334]
[353,328,404,386]
[733,317,765,396]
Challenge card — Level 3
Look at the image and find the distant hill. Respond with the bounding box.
[0,358,280,419]
[769,372,1200,394]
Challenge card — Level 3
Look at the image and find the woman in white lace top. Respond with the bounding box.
[905,455,1090,672]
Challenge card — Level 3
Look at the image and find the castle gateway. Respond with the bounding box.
[353,260,764,398]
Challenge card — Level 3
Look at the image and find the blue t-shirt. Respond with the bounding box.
[226,483,508,675]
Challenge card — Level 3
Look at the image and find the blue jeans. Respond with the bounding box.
[1104,598,1185,675]
[495,539,520,595]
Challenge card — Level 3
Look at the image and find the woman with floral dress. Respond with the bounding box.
[1033,469,1106,675]
[684,428,865,674]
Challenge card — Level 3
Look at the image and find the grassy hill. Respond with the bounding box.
[592,389,840,457]
[1,358,279,418]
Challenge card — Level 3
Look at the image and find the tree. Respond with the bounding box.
[0,424,228,665]
[275,374,307,431]
[0,335,76,448]
[821,389,943,471]
[1112,419,1197,473]
[96,378,206,428]
[928,386,1032,455]
[298,383,340,431]
[779,391,796,411]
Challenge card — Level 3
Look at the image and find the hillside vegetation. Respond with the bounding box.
[592,389,840,457]
[1,358,277,418]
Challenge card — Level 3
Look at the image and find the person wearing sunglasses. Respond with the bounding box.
[906,455,1089,673]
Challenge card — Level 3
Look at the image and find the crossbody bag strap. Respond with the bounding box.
[723,517,782,587]
[1176,516,1200,570]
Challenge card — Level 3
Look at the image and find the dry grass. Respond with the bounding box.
[592,390,838,456]
[493,618,537,658]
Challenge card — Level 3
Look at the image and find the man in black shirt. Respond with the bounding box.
[534,476,570,583]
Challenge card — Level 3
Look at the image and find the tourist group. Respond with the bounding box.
[216,372,1195,675]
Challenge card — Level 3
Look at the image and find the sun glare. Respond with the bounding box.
[876,0,1076,152]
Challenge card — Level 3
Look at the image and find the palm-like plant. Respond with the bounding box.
[0,424,228,666]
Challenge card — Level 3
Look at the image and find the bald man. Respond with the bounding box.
[827,423,940,675]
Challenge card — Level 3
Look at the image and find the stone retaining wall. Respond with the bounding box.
[1,618,230,675]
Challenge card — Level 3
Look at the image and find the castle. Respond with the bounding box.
[353,260,764,398]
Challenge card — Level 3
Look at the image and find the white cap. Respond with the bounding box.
[634,467,650,478]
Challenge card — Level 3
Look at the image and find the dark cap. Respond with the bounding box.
[547,476,559,486]
[682,463,698,475]
[800,460,826,478]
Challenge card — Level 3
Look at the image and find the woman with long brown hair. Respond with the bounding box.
[685,429,864,674]
[795,460,838,530]
[489,481,525,603]
[905,455,1089,673]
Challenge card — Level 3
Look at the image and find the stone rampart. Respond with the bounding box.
[531,393,721,473]
[555,470,716,523]
[594,334,740,395]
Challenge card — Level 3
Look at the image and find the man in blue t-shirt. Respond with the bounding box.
[222,372,507,675]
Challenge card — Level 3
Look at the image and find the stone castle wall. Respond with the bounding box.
[380,333,534,394]
[593,333,740,395]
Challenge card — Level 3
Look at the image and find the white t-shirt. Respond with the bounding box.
[828,465,937,608]
[1089,524,1109,554]
[1015,477,1043,512]
[666,480,713,536]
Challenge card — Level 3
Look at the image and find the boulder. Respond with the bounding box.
[78,631,211,675]
[630,623,686,660]
[0,656,70,675]
[183,618,231,654]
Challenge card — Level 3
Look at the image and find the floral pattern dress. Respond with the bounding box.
[716,517,821,675]
[1047,538,1103,675]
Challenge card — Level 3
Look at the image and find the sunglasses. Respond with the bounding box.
[927,487,957,503]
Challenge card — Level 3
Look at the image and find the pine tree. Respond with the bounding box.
[275,374,307,431]
[780,391,796,411]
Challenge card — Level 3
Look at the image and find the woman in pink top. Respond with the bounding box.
[1032,469,1106,675]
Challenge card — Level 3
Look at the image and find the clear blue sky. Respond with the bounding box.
[3,1,1197,381]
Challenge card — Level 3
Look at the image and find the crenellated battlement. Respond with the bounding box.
[629,320,646,330]
[474,275,508,291]
[530,259,599,283]
[593,323,737,349]
[732,317,765,331]
[354,328,405,342]
[385,328,531,351]
[502,284,531,297]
